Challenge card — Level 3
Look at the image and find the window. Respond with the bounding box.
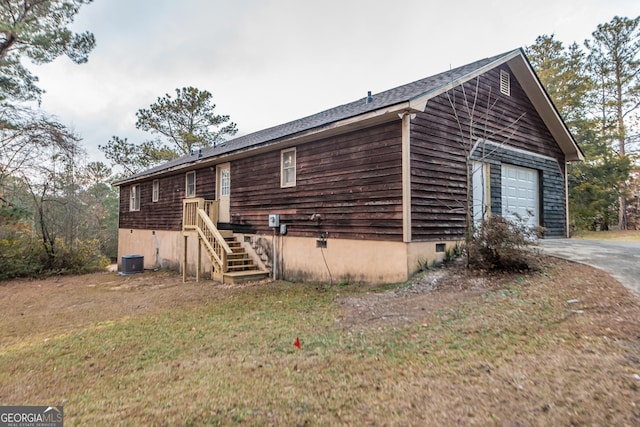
[152,179,159,202]
[220,167,230,196]
[500,69,511,96]
[130,184,140,211]
[186,171,196,197]
[281,148,296,187]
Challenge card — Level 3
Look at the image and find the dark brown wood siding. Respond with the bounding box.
[410,67,567,241]
[120,67,569,241]
[119,167,216,230]
[231,121,403,241]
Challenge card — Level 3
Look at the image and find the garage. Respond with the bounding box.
[501,164,539,228]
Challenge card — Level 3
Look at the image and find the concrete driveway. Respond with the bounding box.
[538,239,640,294]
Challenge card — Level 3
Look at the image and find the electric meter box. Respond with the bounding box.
[268,214,280,227]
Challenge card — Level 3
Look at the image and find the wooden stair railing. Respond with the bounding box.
[183,198,268,283]
[183,198,231,282]
[196,208,233,275]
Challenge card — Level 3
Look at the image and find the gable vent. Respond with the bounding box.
[500,69,510,96]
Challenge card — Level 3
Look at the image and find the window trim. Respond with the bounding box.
[152,179,159,202]
[472,161,490,226]
[281,148,296,188]
[129,184,140,211]
[220,166,230,197]
[185,171,196,198]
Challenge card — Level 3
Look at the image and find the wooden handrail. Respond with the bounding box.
[183,198,219,230]
[197,227,224,266]
[183,198,203,229]
[197,209,233,254]
[182,198,228,277]
[197,208,232,273]
[204,200,219,224]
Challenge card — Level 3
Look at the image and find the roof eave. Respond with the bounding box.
[408,49,523,112]
[113,101,416,186]
[112,157,216,187]
[409,49,584,163]
[507,51,584,162]
[114,49,583,188]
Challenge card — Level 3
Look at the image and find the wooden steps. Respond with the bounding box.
[219,231,269,283]
[184,203,269,284]
[223,270,271,284]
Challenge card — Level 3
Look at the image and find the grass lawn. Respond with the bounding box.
[573,229,640,241]
[1,259,639,425]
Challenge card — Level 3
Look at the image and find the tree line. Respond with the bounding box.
[0,1,236,279]
[0,2,638,279]
[526,16,640,231]
[0,0,113,278]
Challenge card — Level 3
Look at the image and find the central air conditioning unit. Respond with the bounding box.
[121,254,144,275]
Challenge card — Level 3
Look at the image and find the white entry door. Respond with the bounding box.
[501,164,539,228]
[217,163,230,223]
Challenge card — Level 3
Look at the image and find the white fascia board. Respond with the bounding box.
[507,54,584,162]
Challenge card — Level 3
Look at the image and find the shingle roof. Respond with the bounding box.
[115,49,521,184]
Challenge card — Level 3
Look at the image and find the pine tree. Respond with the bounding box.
[0,0,95,101]
[585,16,640,229]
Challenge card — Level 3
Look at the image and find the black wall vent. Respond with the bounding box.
[121,255,144,275]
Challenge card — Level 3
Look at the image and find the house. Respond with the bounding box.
[114,48,583,284]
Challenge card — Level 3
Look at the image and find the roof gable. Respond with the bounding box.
[115,48,582,185]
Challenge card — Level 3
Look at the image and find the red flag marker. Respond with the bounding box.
[294,337,301,350]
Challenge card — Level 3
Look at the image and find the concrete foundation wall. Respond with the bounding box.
[274,235,459,284]
[275,236,407,284]
[117,229,211,275]
[407,240,458,272]
[118,228,459,283]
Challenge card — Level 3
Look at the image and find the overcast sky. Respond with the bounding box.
[31,0,640,164]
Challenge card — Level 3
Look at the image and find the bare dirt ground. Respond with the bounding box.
[338,262,489,330]
[339,256,640,335]
[0,271,264,349]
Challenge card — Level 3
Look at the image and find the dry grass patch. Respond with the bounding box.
[1,259,639,425]
[573,229,640,241]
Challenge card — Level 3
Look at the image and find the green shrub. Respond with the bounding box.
[46,238,110,275]
[0,236,45,280]
[0,236,110,280]
[417,257,430,271]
